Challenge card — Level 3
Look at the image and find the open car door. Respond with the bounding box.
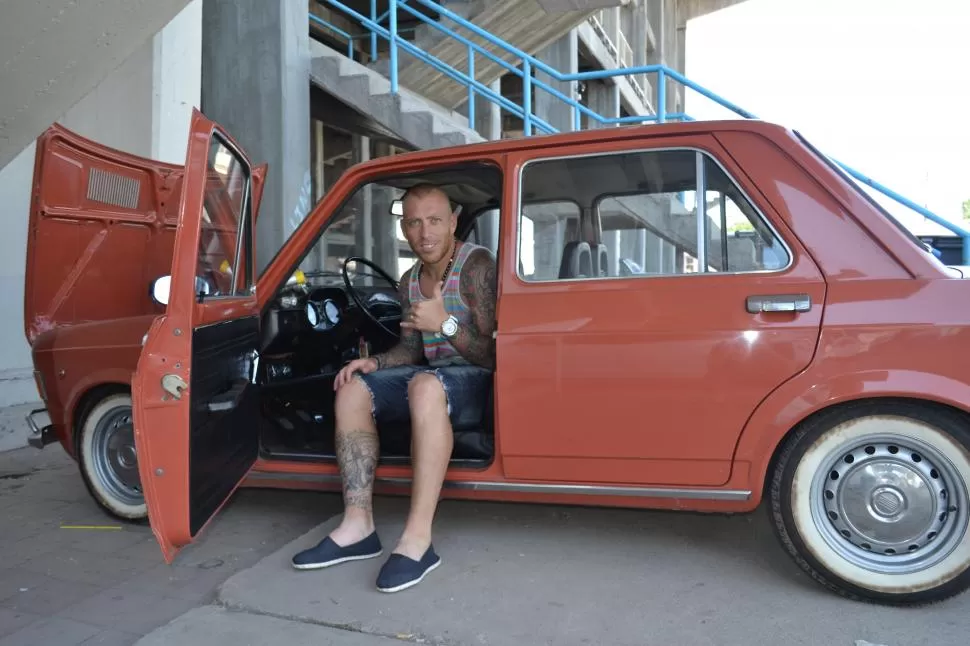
[133,109,262,563]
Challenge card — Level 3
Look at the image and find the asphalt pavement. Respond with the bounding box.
[1,438,967,646]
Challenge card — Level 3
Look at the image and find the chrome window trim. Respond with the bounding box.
[696,150,708,272]
[196,129,255,302]
[512,145,795,285]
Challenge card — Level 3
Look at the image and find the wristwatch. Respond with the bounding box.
[440,315,458,338]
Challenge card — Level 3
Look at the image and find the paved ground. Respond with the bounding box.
[0,445,333,645]
[0,403,38,454]
[2,442,968,646]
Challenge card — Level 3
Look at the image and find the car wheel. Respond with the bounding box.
[769,400,970,604]
[77,393,147,522]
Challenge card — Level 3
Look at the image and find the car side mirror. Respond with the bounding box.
[390,200,403,217]
[151,276,172,306]
[151,275,212,305]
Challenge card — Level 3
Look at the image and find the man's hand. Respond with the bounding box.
[334,357,378,391]
[400,283,448,334]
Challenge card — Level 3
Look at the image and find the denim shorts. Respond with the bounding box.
[355,363,492,429]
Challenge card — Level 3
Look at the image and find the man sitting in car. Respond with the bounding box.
[291,183,497,593]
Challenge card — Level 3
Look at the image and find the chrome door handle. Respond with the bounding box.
[746,293,811,313]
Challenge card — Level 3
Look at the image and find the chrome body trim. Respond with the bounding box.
[246,471,751,501]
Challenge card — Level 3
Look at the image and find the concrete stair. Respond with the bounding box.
[310,39,485,150]
[373,0,604,110]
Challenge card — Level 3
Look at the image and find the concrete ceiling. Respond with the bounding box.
[678,0,749,23]
[0,0,192,171]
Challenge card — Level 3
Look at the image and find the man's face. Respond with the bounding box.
[399,189,457,264]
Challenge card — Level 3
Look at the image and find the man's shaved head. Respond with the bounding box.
[401,183,451,209]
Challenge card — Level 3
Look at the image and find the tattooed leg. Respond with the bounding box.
[329,378,379,546]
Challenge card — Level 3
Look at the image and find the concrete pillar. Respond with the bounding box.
[489,79,502,140]
[201,0,311,273]
[587,80,619,129]
[469,78,503,140]
[152,0,203,164]
[535,30,579,132]
[308,119,327,271]
[632,1,649,106]
[371,141,400,275]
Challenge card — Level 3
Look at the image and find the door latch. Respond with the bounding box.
[161,374,188,400]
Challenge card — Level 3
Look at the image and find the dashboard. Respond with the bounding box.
[258,280,402,384]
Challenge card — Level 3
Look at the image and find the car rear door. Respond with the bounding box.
[132,109,262,563]
[495,133,826,488]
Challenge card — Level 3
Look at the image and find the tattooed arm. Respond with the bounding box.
[449,249,497,370]
[371,266,424,370]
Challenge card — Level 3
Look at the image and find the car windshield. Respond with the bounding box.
[297,178,414,288]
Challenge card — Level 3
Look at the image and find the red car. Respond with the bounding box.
[24,109,970,605]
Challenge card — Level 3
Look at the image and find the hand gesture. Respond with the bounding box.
[333,357,378,391]
[400,283,448,333]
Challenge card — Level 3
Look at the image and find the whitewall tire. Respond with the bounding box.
[769,400,970,604]
[77,393,148,522]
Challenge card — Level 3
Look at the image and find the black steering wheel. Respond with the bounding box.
[341,256,402,339]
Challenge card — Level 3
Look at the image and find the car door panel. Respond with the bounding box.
[188,316,260,535]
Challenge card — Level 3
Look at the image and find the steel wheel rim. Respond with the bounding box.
[91,407,143,506]
[809,431,968,575]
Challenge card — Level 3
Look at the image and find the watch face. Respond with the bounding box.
[442,316,458,336]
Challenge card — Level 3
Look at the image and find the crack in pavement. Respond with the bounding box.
[0,469,36,480]
[213,599,465,646]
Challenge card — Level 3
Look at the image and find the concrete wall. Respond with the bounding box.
[0,0,202,422]
[0,0,197,171]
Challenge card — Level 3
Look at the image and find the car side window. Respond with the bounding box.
[516,148,790,281]
[198,136,254,297]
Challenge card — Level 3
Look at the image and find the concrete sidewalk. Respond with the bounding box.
[134,606,392,646]
[135,496,967,646]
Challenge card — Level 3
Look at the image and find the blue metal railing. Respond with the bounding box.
[311,0,970,262]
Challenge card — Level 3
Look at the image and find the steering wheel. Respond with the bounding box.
[341,256,402,339]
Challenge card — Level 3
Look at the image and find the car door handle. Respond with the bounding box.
[207,379,248,412]
[746,293,811,314]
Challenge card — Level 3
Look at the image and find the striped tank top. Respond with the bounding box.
[407,241,490,366]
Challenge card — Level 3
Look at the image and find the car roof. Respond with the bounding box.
[354,119,794,170]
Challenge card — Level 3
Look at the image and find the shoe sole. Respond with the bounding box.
[291,549,383,570]
[376,558,441,593]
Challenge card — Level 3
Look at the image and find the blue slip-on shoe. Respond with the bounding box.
[291,531,383,570]
[375,545,442,593]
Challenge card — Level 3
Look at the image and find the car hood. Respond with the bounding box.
[23,124,185,345]
[23,123,268,345]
